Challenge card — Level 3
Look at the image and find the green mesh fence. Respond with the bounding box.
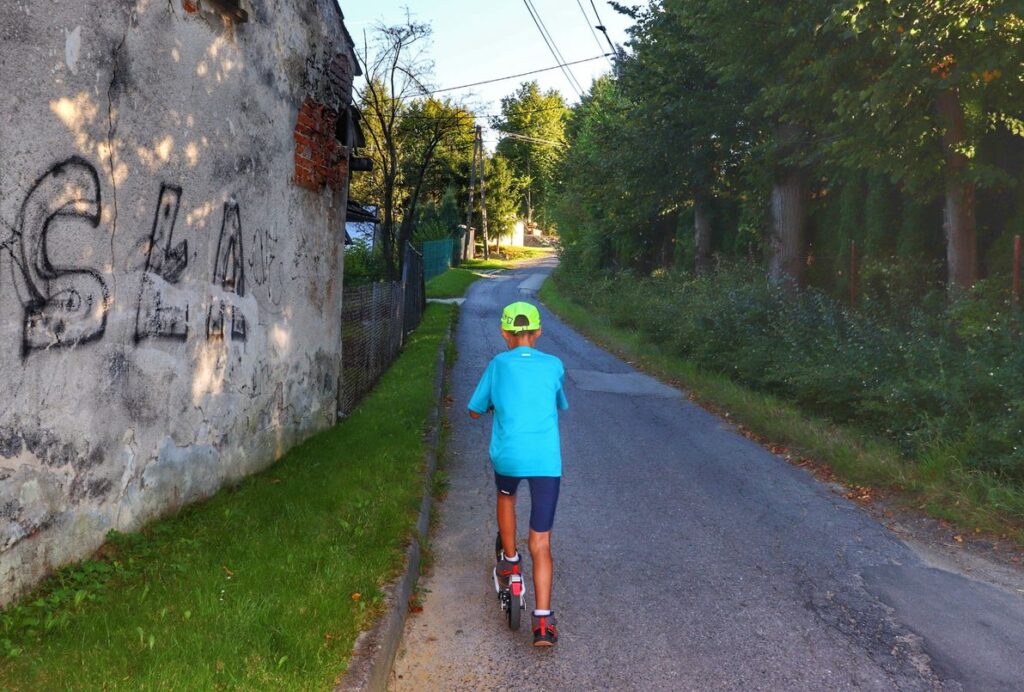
[422,238,455,281]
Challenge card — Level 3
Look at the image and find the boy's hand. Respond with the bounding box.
[469,410,482,419]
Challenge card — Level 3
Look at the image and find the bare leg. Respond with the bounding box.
[529,530,552,611]
[496,493,518,558]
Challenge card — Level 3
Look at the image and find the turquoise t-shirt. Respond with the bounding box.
[468,346,569,477]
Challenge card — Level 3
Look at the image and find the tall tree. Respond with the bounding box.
[689,1,840,286]
[824,0,1024,290]
[615,1,751,273]
[553,76,640,271]
[355,21,474,279]
[483,153,525,243]
[493,82,569,229]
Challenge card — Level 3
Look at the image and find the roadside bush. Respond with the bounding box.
[553,262,1024,484]
[344,238,387,285]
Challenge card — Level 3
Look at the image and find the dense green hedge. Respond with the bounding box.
[554,265,1024,482]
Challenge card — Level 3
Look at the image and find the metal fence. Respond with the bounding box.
[402,243,425,335]
[339,243,426,415]
[422,237,456,281]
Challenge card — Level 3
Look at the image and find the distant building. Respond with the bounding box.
[345,203,380,246]
[494,220,526,247]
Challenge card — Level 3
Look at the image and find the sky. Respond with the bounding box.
[339,0,636,146]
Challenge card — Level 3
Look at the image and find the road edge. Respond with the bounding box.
[335,310,454,692]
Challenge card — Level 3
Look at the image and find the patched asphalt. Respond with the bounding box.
[390,257,1024,691]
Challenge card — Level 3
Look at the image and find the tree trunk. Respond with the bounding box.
[768,170,806,287]
[693,194,712,274]
[382,182,398,281]
[935,88,977,290]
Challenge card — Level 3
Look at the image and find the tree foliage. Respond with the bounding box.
[553,0,1024,293]
[354,21,475,279]
[492,81,569,229]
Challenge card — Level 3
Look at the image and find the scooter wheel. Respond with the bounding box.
[507,591,521,631]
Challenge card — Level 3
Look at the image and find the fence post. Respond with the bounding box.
[849,239,858,308]
[1014,234,1021,305]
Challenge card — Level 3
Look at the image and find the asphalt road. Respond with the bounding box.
[391,257,1024,691]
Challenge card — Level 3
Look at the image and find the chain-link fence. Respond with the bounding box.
[422,237,455,281]
[403,243,425,336]
[338,243,426,415]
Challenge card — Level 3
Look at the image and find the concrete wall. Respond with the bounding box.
[0,0,357,605]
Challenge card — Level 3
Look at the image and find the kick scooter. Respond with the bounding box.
[494,533,525,630]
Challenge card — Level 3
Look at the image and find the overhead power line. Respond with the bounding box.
[526,0,586,95]
[426,55,611,95]
[522,0,584,98]
[575,0,613,66]
[496,130,567,148]
[588,0,619,56]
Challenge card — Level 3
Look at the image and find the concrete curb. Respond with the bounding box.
[335,312,454,692]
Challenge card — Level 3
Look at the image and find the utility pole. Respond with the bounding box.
[478,125,490,260]
[526,154,533,226]
[465,126,478,260]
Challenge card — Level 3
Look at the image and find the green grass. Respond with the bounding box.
[0,304,456,690]
[463,246,554,271]
[539,277,1024,547]
[426,268,485,298]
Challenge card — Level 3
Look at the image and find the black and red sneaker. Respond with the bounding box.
[532,612,558,647]
[493,553,522,593]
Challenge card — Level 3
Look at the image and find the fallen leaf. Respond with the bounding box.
[953,535,964,544]
[222,565,235,577]
[351,592,361,601]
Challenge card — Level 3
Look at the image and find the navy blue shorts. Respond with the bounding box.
[494,473,561,533]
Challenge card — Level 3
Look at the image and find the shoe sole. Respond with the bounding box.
[533,640,555,647]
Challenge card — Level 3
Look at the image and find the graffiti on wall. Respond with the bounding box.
[135,183,189,341]
[1,156,259,357]
[247,227,283,309]
[14,157,109,358]
[207,199,247,341]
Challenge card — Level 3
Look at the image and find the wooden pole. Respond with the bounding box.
[479,125,490,260]
[849,239,858,307]
[1013,234,1021,305]
[464,129,478,260]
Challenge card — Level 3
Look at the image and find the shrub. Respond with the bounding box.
[553,262,1024,485]
[344,239,387,285]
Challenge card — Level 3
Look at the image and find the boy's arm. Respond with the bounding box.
[556,363,569,411]
[467,361,494,418]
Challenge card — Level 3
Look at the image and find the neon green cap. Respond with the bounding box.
[500,301,541,333]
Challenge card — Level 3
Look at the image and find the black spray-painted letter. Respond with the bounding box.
[17,157,109,357]
[207,199,246,341]
[135,184,189,341]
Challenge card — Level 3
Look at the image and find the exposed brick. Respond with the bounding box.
[294,96,350,192]
[294,170,319,190]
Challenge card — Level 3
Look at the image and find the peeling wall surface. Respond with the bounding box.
[0,0,356,604]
